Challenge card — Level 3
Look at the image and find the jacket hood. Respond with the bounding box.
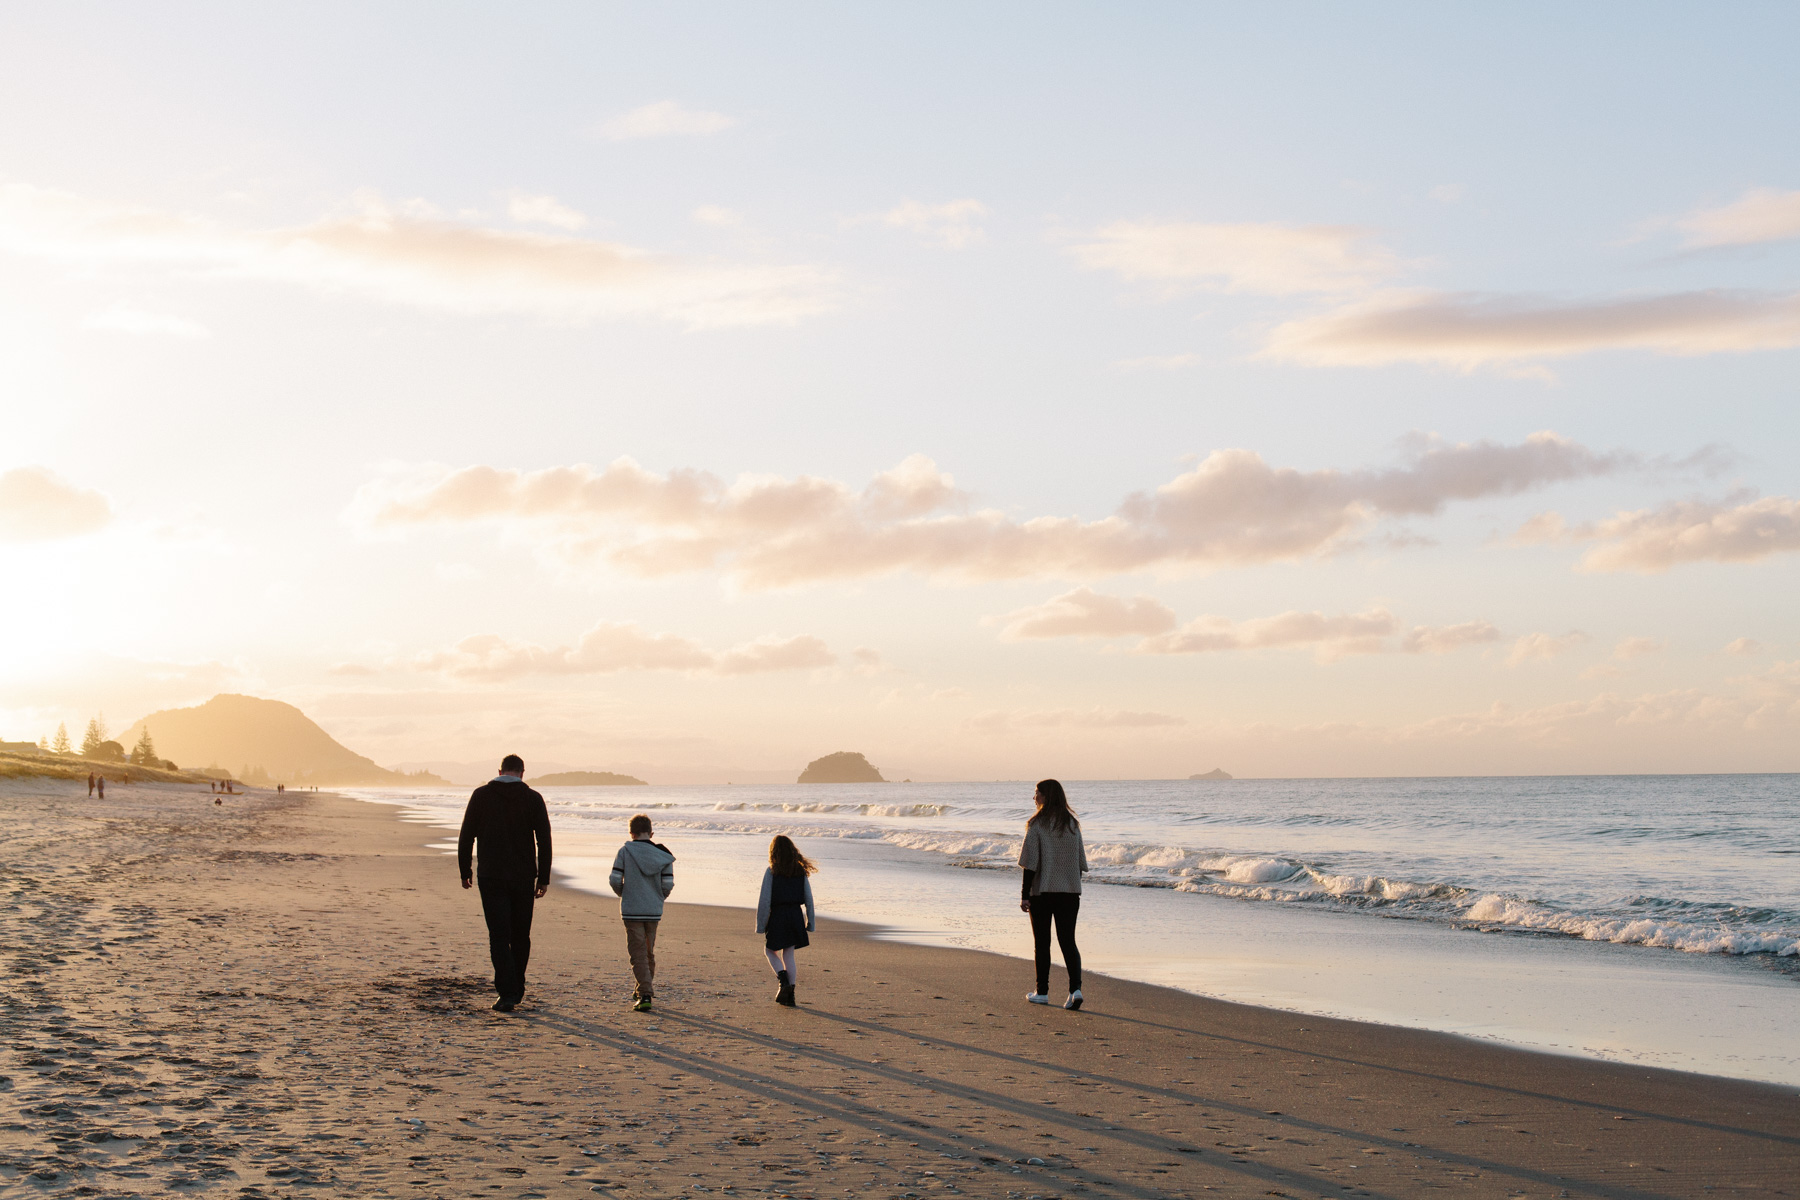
[623,840,675,870]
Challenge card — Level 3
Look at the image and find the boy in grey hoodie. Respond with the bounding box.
[608,814,675,1011]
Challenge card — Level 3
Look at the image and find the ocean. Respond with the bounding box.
[344,773,1800,1086]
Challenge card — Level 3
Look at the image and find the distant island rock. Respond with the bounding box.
[798,751,885,784]
[1189,768,1233,780]
[528,770,648,787]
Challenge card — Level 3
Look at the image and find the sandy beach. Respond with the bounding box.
[2,779,1795,1200]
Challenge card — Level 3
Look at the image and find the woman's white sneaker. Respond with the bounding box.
[1026,992,1051,1005]
[1063,989,1084,1010]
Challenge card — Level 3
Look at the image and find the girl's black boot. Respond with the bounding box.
[774,969,790,1004]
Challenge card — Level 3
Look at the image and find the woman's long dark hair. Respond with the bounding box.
[1029,778,1078,833]
[769,834,817,877]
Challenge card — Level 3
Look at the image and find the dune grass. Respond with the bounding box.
[0,751,213,784]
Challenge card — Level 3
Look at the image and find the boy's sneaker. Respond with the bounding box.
[632,997,652,1012]
[1026,992,1050,1005]
[1063,989,1084,1011]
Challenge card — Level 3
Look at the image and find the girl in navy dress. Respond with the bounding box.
[756,835,817,1006]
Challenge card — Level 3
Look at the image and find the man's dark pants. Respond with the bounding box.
[476,877,536,1001]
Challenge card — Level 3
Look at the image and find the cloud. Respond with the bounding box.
[1507,631,1587,667]
[849,646,885,675]
[1679,188,1800,248]
[599,101,737,140]
[1723,637,1763,657]
[1070,220,1397,296]
[971,707,1186,732]
[996,590,1501,662]
[327,662,381,677]
[415,622,836,682]
[1399,619,1503,655]
[1614,636,1665,661]
[1264,288,1800,371]
[1518,494,1800,571]
[1139,608,1399,662]
[507,193,588,231]
[0,183,832,329]
[1579,496,1800,572]
[349,433,1624,588]
[0,466,112,542]
[693,205,743,228]
[81,306,210,338]
[996,588,1177,641]
[867,199,988,250]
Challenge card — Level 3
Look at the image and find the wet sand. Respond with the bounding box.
[1,779,1795,1199]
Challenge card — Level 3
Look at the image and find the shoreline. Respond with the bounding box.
[358,784,1800,1087]
[2,776,1795,1199]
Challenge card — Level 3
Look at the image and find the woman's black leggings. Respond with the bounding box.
[1029,892,1082,993]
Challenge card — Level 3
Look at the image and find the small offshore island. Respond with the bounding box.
[527,770,648,787]
[798,751,885,783]
[1189,767,1233,780]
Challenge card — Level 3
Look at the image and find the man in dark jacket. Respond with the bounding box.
[458,754,552,1012]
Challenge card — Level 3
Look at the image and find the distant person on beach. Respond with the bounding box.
[96,777,105,800]
[1020,778,1087,1010]
[88,772,96,796]
[457,754,552,1013]
[608,814,675,1012]
[756,835,817,1007]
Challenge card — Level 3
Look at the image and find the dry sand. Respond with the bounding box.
[1,779,1795,1200]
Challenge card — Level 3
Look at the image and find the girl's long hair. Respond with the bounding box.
[769,834,817,877]
[1029,778,1078,833]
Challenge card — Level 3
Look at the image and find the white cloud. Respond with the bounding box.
[1614,636,1666,661]
[599,100,738,141]
[348,433,1623,589]
[1723,637,1763,657]
[0,183,832,329]
[849,646,885,675]
[1518,495,1800,572]
[415,621,835,682]
[0,466,112,542]
[1428,184,1465,204]
[507,193,588,231]
[1264,288,1800,371]
[1399,619,1503,655]
[996,588,1177,641]
[997,590,1501,662]
[869,199,988,250]
[1679,187,1800,248]
[1507,631,1587,667]
[81,306,210,338]
[1139,608,1399,662]
[1070,220,1397,296]
[693,205,743,228]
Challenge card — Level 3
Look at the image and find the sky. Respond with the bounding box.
[2,3,1798,781]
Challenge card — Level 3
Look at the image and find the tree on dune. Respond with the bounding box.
[80,716,108,758]
[129,727,157,766]
[51,723,71,755]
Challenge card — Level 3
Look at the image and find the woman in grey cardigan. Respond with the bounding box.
[1019,778,1088,1010]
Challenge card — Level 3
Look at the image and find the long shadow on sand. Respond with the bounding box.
[532,1001,1729,1200]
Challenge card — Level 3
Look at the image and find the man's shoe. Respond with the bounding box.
[492,998,515,1013]
[1026,992,1050,1005]
[1064,989,1084,1011]
[632,997,653,1012]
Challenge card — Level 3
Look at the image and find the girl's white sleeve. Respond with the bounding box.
[804,877,816,932]
[755,869,772,933]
